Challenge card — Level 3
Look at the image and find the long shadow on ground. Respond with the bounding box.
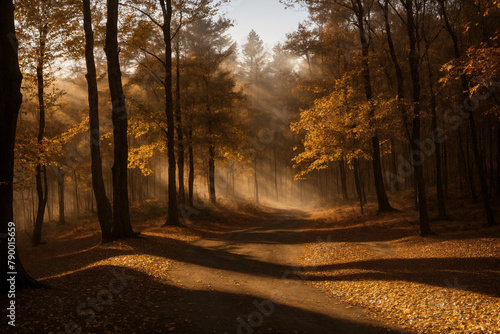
[5,265,397,334]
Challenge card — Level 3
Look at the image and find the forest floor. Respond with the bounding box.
[2,192,500,334]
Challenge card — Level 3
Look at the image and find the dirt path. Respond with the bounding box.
[162,210,403,333]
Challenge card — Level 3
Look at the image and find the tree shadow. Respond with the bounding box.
[6,265,399,334]
[306,257,500,297]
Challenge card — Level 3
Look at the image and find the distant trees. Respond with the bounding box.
[5,0,499,248]
[15,0,77,245]
[241,30,268,203]
[284,0,500,231]
[183,17,244,204]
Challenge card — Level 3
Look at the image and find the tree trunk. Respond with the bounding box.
[208,144,216,204]
[83,0,112,242]
[254,156,259,204]
[1,0,41,293]
[57,168,65,224]
[390,138,399,192]
[105,0,135,237]
[355,1,393,211]
[353,159,364,214]
[188,125,194,206]
[160,0,180,226]
[274,143,278,200]
[339,158,348,199]
[439,0,496,226]
[32,22,49,246]
[175,26,185,204]
[427,58,448,219]
[405,0,431,235]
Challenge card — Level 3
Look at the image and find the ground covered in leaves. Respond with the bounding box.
[300,192,500,334]
[2,195,499,334]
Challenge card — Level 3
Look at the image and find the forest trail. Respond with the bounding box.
[162,210,402,333]
[10,202,500,334]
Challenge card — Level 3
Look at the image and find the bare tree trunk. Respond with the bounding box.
[188,125,194,206]
[32,22,49,246]
[83,0,112,242]
[274,143,278,200]
[390,138,399,192]
[159,0,180,226]
[353,159,364,214]
[405,0,431,235]
[355,0,393,211]
[427,57,448,219]
[105,0,135,237]
[1,0,42,293]
[57,168,65,224]
[254,156,259,204]
[339,158,348,199]
[175,26,185,204]
[208,144,216,204]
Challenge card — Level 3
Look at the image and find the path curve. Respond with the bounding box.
[164,211,404,334]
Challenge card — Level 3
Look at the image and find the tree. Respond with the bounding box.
[158,0,181,224]
[183,17,243,204]
[241,30,268,203]
[400,0,431,235]
[285,0,395,211]
[1,0,41,294]
[105,0,137,237]
[242,30,267,85]
[83,0,113,242]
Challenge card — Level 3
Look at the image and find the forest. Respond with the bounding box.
[0,0,499,333]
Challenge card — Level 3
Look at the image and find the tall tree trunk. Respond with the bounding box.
[390,138,399,192]
[83,0,112,242]
[208,144,216,204]
[353,159,364,214]
[57,168,65,224]
[188,125,194,206]
[1,0,41,293]
[73,170,80,217]
[427,57,448,219]
[339,158,348,199]
[105,0,135,237]
[160,0,180,226]
[274,142,278,200]
[254,156,259,204]
[439,0,496,226]
[32,23,49,246]
[355,0,393,211]
[405,0,431,235]
[175,28,185,205]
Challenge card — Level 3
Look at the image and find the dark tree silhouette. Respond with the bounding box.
[83,0,113,242]
[105,0,136,238]
[1,0,41,294]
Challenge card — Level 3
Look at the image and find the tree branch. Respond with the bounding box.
[120,2,163,28]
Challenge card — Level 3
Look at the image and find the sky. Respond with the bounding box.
[221,0,309,49]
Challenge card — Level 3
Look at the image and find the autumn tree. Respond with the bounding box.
[183,17,242,204]
[284,0,394,212]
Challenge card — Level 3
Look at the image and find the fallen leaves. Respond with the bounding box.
[301,201,500,334]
